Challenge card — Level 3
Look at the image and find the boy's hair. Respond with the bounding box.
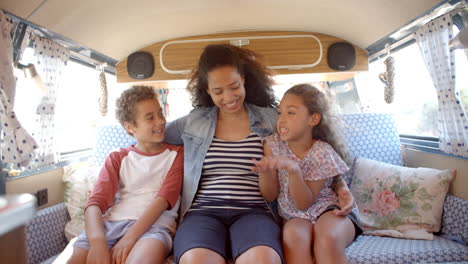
[188,44,277,108]
[285,84,349,164]
[116,85,158,129]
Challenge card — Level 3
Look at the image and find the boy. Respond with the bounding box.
[68,86,183,264]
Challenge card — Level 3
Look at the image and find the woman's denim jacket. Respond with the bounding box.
[165,103,279,222]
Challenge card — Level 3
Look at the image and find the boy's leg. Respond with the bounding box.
[125,223,173,264]
[313,211,355,264]
[125,238,167,264]
[66,247,88,264]
[230,212,283,264]
[282,218,314,264]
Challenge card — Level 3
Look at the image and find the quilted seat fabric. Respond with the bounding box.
[25,203,69,264]
[346,235,468,264]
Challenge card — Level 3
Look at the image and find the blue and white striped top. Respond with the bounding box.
[189,133,269,211]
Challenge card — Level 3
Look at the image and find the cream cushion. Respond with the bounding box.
[350,157,455,240]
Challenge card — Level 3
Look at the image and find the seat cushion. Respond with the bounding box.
[338,113,403,166]
[345,235,468,264]
[25,203,70,264]
[440,195,468,244]
[350,157,455,239]
[92,125,135,166]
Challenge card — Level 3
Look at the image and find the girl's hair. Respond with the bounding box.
[188,44,277,108]
[116,85,158,129]
[285,84,349,163]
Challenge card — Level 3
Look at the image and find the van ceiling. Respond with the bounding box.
[1,0,442,61]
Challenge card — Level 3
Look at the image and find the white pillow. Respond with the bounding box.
[350,157,455,240]
[63,162,100,241]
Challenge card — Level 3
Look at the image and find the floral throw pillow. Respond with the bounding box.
[350,157,455,240]
[63,162,100,241]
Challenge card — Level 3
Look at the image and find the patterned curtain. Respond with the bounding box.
[0,10,38,168]
[157,89,169,117]
[26,36,69,169]
[415,14,468,158]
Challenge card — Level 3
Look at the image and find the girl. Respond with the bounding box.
[252,84,362,264]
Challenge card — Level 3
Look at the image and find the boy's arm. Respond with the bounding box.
[255,143,280,202]
[83,151,123,263]
[110,197,169,264]
[84,205,111,264]
[85,151,123,213]
[156,146,184,209]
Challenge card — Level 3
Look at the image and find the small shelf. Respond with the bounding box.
[159,34,323,74]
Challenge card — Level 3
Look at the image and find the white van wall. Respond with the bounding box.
[403,147,468,199]
[6,169,65,209]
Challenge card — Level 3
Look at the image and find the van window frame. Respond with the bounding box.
[364,7,468,161]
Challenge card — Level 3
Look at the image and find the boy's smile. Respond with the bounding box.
[126,98,166,153]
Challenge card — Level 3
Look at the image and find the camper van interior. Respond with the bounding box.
[0,0,467,263]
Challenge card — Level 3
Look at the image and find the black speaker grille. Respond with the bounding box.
[127,51,154,79]
[327,42,356,71]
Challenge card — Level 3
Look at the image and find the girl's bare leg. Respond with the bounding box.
[282,218,314,264]
[313,211,355,264]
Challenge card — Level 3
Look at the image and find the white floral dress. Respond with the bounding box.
[266,134,349,223]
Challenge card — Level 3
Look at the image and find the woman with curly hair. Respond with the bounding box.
[164,44,353,264]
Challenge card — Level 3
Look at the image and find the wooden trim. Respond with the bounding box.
[116,31,368,83]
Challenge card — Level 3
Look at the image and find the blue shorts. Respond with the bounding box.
[73,220,173,254]
[174,209,285,264]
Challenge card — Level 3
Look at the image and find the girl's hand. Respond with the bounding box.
[87,241,111,264]
[334,187,355,216]
[275,157,301,175]
[110,234,137,264]
[252,156,300,175]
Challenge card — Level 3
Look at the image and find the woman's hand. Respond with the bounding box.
[110,234,137,264]
[252,156,277,175]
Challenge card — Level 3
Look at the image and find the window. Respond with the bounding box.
[355,26,468,140]
[16,49,127,154]
[354,43,439,138]
[12,51,192,174]
[54,62,126,153]
[11,47,126,173]
[164,80,192,122]
[273,74,363,115]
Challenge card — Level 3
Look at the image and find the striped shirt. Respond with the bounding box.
[189,133,269,211]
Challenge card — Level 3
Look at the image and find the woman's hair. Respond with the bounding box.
[285,84,349,163]
[116,85,158,129]
[188,44,277,108]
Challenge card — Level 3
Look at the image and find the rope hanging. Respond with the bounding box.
[98,67,108,116]
[383,56,395,104]
[379,45,395,104]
